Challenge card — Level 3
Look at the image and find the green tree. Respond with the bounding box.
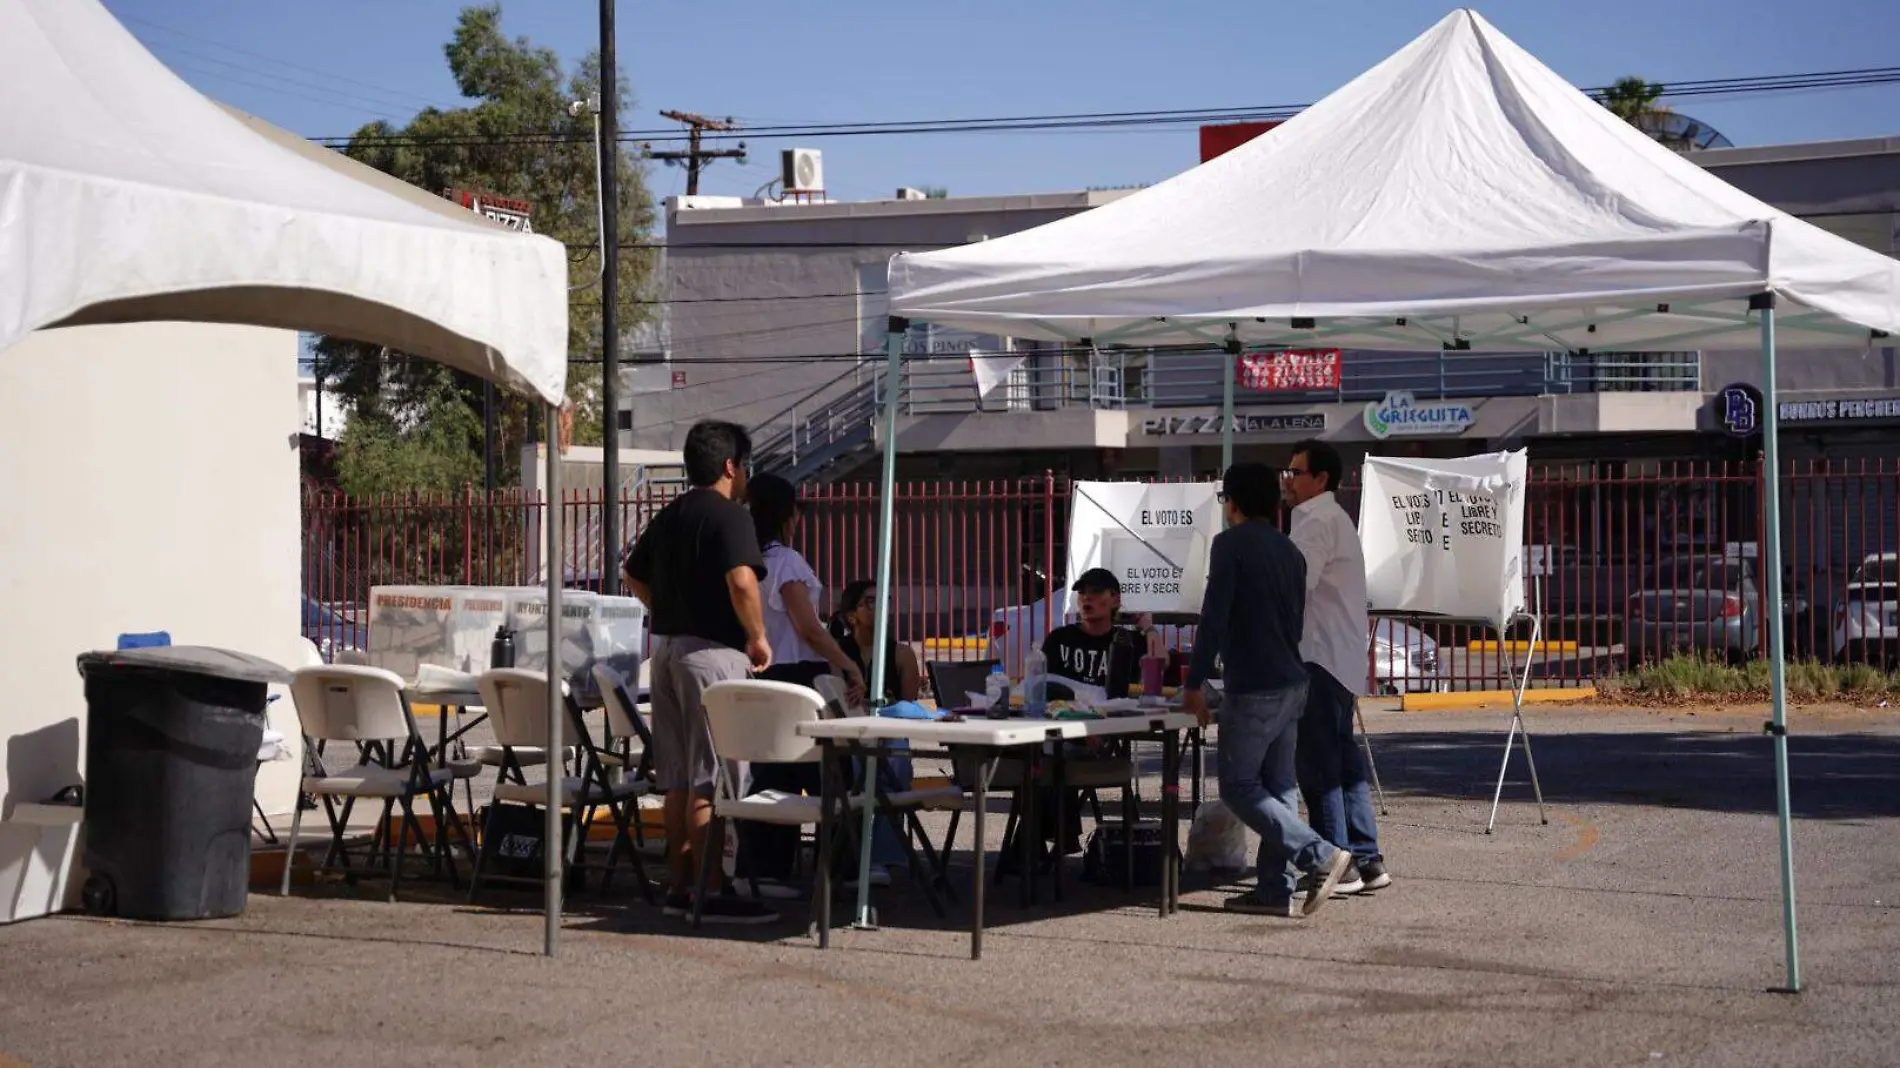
[1600,76,1668,127]
[314,3,654,496]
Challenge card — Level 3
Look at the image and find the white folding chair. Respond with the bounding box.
[281,665,470,901]
[592,663,655,786]
[812,675,964,905]
[466,669,654,904]
[696,679,866,929]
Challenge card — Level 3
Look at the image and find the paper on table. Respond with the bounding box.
[413,663,479,696]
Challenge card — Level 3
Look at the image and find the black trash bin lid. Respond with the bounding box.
[76,646,294,685]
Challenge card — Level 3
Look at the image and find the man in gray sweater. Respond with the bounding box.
[1182,463,1355,917]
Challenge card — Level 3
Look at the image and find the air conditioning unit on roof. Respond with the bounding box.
[781,148,824,193]
[895,187,926,201]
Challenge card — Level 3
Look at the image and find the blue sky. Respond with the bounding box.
[104,0,1900,204]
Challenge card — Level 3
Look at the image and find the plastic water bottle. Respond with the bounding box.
[1023,649,1048,717]
[985,663,1011,713]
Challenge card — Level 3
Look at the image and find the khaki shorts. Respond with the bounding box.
[648,635,751,795]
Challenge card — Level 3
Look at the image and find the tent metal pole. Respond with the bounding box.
[854,319,907,929]
[544,407,565,957]
[1220,336,1238,471]
[1755,292,1802,993]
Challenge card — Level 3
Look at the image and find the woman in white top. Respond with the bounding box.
[739,474,866,891]
[747,474,865,702]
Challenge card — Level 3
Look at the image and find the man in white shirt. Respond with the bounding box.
[1283,440,1390,894]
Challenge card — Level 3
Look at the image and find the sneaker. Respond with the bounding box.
[1357,859,1392,892]
[1293,866,1363,901]
[731,877,803,901]
[695,895,780,926]
[661,889,692,917]
[1297,849,1356,917]
[1224,894,1299,918]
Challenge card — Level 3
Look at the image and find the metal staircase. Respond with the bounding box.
[750,373,883,483]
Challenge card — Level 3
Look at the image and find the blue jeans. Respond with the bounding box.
[857,745,914,868]
[1217,682,1337,905]
[1295,665,1383,866]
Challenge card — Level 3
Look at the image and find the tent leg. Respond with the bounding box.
[1220,340,1237,471]
[1755,293,1802,994]
[854,320,906,930]
[1486,614,1546,833]
[544,409,565,957]
[1356,701,1388,816]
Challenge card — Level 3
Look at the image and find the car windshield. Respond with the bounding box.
[1656,557,1753,589]
[1857,558,1900,583]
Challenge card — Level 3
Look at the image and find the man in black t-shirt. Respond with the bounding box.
[623,420,775,925]
[1041,568,1145,700]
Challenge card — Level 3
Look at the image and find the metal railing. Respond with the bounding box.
[746,346,1702,481]
[306,457,1900,695]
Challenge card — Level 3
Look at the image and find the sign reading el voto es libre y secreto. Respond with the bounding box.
[1066,481,1220,614]
[1359,450,1528,627]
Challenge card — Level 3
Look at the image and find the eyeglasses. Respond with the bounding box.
[1282,467,1310,479]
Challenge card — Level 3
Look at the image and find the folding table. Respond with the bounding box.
[800,710,1200,960]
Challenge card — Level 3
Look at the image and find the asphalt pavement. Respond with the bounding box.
[3,704,1897,1068]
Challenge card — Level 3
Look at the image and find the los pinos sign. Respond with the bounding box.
[1363,390,1475,438]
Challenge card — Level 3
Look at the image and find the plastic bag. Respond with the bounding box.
[1184,801,1249,873]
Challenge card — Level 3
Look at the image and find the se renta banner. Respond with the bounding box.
[1066,481,1220,615]
[1359,450,1529,627]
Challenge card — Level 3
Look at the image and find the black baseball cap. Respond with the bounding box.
[1071,568,1120,594]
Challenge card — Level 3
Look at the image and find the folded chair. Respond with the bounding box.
[593,663,657,851]
[466,669,654,905]
[281,665,471,901]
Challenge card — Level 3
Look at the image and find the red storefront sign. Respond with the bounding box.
[1234,349,1342,391]
[1199,121,1283,163]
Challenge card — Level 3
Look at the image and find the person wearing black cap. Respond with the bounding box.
[1040,567,1145,699]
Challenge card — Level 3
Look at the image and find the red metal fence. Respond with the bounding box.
[303,459,1900,693]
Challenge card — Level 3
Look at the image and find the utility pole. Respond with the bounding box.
[599,0,621,596]
[646,110,746,195]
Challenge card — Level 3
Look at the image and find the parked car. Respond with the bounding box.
[302,596,366,663]
[1627,554,1761,664]
[986,596,1443,694]
[1372,618,1446,694]
[1834,553,1900,664]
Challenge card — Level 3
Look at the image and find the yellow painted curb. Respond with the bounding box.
[922,637,985,651]
[1465,640,1580,654]
[1401,686,1596,711]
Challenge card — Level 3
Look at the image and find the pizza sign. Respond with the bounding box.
[442,188,534,233]
[1235,348,1342,392]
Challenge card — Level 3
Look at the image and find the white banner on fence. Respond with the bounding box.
[1360,449,1529,626]
[1067,481,1219,614]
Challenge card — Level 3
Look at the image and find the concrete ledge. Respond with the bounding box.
[1465,640,1581,654]
[1401,686,1596,711]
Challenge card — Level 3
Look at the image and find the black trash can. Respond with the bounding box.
[75,646,292,921]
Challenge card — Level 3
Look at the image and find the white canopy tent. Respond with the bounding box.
[0,0,572,953]
[869,8,1900,988]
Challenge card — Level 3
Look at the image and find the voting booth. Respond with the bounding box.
[1361,450,1544,831]
[1066,481,1220,618]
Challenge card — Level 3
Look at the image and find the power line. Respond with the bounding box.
[120,14,464,112]
[306,64,1900,148]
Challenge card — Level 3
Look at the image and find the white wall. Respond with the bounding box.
[0,324,307,821]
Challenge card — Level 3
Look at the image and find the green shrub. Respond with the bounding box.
[1612,655,1898,703]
